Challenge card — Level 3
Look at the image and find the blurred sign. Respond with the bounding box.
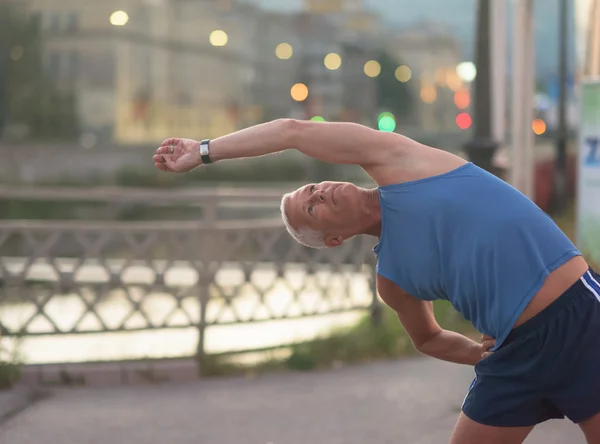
[577,80,600,265]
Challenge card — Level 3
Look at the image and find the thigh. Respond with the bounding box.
[548,287,600,423]
[450,412,534,444]
[580,412,600,444]
[462,363,563,427]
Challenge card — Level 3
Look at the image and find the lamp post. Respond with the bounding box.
[464,0,499,174]
[552,0,569,214]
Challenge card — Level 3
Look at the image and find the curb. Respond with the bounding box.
[0,386,50,425]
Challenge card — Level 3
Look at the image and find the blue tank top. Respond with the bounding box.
[373,162,580,350]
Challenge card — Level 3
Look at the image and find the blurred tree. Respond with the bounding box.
[0,3,79,140]
[376,51,416,122]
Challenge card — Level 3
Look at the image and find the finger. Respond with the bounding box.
[154,162,169,171]
[481,352,492,359]
[481,334,494,342]
[156,146,176,155]
[160,138,178,147]
[164,158,179,171]
[152,154,167,163]
[482,339,496,350]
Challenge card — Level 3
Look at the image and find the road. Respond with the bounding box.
[0,357,586,444]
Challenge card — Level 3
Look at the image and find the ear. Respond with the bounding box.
[324,235,344,248]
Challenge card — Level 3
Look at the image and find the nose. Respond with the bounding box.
[310,187,325,203]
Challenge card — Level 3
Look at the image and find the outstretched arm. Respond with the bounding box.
[153,119,425,185]
[209,118,411,167]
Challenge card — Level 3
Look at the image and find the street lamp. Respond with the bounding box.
[110,11,129,26]
[463,0,498,174]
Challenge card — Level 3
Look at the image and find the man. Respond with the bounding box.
[153,119,600,444]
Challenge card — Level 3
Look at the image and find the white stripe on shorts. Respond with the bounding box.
[580,271,600,303]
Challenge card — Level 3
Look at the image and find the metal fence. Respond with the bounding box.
[0,187,379,366]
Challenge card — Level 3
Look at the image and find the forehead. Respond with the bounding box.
[287,184,311,229]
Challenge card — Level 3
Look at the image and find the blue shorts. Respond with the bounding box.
[462,268,600,427]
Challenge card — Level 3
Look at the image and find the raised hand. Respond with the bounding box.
[153,138,203,173]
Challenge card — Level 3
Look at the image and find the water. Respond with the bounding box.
[0,258,373,364]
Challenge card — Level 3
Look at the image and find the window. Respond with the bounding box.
[49,12,61,32]
[68,51,79,83]
[48,52,61,81]
[66,12,78,32]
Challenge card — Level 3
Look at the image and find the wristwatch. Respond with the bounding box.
[199,139,212,164]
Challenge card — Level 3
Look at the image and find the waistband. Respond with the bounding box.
[504,268,600,344]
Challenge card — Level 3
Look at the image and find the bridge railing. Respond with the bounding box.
[0,188,379,366]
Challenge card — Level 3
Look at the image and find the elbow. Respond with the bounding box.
[276,118,302,148]
[413,329,442,354]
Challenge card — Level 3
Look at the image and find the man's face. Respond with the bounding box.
[286,181,363,247]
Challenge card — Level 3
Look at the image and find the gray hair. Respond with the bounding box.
[280,193,327,249]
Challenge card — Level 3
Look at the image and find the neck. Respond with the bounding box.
[361,188,381,238]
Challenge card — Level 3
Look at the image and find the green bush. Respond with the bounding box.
[285,301,474,372]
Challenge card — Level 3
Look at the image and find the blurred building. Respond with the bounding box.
[11,0,261,145]
[302,0,384,124]
[250,0,383,125]
[386,23,463,131]
[4,0,462,146]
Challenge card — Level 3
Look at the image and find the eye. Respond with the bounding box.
[310,185,316,193]
[308,204,314,216]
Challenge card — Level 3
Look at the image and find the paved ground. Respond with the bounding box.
[0,357,587,444]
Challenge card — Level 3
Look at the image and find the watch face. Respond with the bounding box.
[200,141,212,163]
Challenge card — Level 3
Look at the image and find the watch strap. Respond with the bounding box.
[199,139,212,164]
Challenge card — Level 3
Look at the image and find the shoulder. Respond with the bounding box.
[366,142,468,187]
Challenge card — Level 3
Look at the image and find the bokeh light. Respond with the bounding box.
[10,46,24,61]
[110,11,129,26]
[446,71,463,91]
[456,112,472,130]
[364,60,381,77]
[532,119,547,135]
[454,90,470,109]
[310,116,326,122]
[209,30,228,47]
[435,68,447,86]
[395,65,411,82]
[378,112,396,132]
[275,43,293,60]
[420,85,437,104]
[324,53,342,70]
[290,83,309,102]
[456,62,477,82]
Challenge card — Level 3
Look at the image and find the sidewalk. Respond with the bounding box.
[0,357,586,444]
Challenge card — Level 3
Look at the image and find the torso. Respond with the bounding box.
[514,255,588,327]
[373,148,585,346]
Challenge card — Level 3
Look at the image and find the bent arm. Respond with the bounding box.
[208,119,420,182]
[377,276,485,366]
[416,330,483,366]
